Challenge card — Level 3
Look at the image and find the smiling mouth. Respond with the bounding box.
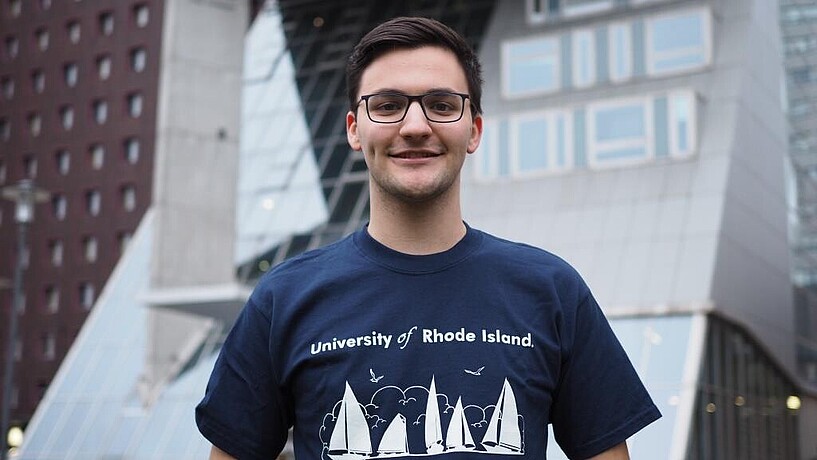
[389,150,442,159]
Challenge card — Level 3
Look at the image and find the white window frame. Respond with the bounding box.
[97,55,111,80]
[131,48,146,72]
[587,95,654,169]
[36,28,49,51]
[502,36,562,98]
[50,239,63,265]
[645,7,712,77]
[122,185,136,211]
[64,63,78,87]
[608,21,633,83]
[572,29,596,89]
[80,283,95,309]
[127,93,143,118]
[47,286,60,313]
[510,109,574,177]
[668,90,698,158]
[84,236,98,262]
[474,119,498,181]
[53,196,67,221]
[93,100,108,124]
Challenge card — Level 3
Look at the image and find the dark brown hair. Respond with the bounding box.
[346,16,483,115]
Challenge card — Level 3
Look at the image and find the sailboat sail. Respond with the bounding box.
[445,397,475,451]
[424,377,444,454]
[377,414,409,455]
[482,379,522,452]
[328,382,372,458]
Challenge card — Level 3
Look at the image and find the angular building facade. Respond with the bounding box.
[13,0,817,458]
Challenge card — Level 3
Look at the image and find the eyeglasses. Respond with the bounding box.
[358,91,470,124]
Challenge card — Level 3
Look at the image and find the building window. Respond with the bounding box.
[83,235,97,262]
[134,3,149,27]
[118,231,132,253]
[646,8,711,76]
[668,91,697,158]
[511,110,573,175]
[127,93,143,118]
[50,239,63,266]
[23,155,37,178]
[503,36,561,98]
[125,138,140,164]
[587,97,652,168]
[56,149,70,175]
[60,105,74,130]
[32,69,45,93]
[42,333,56,360]
[52,195,66,221]
[562,0,614,17]
[572,29,596,88]
[28,113,42,137]
[80,282,95,309]
[67,20,81,43]
[0,162,6,183]
[46,286,59,313]
[90,144,105,169]
[86,189,101,216]
[1,76,13,99]
[35,28,49,51]
[39,0,51,10]
[131,47,146,72]
[93,99,108,124]
[10,0,21,17]
[122,185,136,211]
[99,11,114,36]
[5,35,19,59]
[64,62,78,87]
[609,22,633,83]
[525,0,548,24]
[96,55,111,80]
[0,117,9,141]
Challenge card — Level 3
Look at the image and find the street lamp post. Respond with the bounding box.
[1,180,49,460]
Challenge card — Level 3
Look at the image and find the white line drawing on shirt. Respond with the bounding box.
[370,368,384,383]
[464,366,485,376]
[321,376,524,458]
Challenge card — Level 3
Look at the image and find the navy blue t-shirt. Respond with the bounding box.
[196,226,660,459]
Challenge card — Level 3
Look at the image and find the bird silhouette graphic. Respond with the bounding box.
[464,366,485,376]
[369,368,384,383]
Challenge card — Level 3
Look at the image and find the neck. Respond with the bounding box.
[367,185,466,255]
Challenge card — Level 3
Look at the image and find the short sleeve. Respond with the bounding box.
[195,297,291,459]
[550,294,661,459]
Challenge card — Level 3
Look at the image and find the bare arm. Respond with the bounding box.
[208,445,236,460]
[587,441,629,460]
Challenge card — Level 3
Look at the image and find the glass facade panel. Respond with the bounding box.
[572,29,595,88]
[504,37,560,96]
[589,99,651,167]
[647,9,710,75]
[609,22,632,82]
[517,116,549,172]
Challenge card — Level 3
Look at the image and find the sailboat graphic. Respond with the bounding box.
[481,378,523,453]
[376,414,409,457]
[424,377,445,454]
[328,382,372,459]
[324,377,524,457]
[444,397,476,452]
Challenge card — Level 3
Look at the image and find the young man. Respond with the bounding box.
[197,17,660,460]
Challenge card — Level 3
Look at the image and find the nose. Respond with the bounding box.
[399,100,432,138]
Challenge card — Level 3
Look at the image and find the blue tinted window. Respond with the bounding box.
[595,105,644,141]
[505,37,560,96]
[648,10,710,75]
[518,117,549,171]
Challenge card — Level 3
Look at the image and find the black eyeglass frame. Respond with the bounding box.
[357,91,472,124]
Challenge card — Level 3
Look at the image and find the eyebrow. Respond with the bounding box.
[366,87,463,95]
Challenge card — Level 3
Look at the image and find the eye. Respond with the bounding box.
[369,95,407,113]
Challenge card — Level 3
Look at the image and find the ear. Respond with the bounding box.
[466,114,483,154]
[347,111,362,151]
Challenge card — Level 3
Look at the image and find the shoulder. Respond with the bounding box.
[475,229,584,278]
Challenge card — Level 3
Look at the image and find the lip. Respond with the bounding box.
[388,149,443,159]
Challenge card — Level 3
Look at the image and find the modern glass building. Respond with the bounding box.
[15,0,817,458]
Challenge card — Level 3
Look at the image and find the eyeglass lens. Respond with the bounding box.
[366,93,465,123]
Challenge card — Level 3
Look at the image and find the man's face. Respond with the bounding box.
[346,46,482,203]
